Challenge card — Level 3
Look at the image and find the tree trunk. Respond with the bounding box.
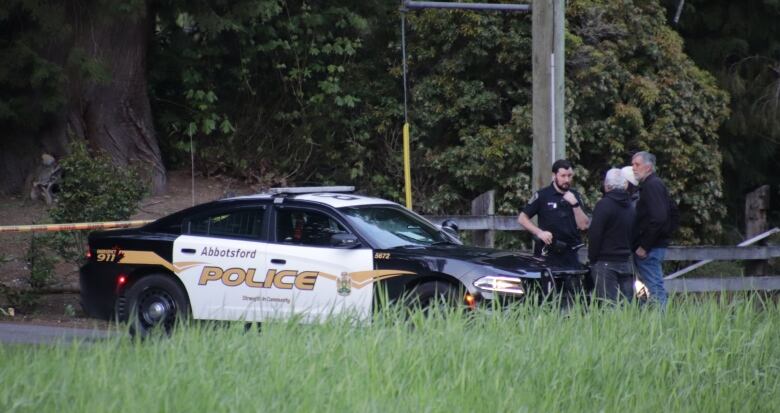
[1,1,166,196]
[61,0,166,194]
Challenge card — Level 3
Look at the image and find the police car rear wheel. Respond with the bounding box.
[126,274,190,338]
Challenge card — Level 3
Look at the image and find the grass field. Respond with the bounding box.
[1,296,779,412]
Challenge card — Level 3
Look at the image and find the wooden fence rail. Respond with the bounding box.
[666,276,780,293]
[663,246,780,261]
[425,215,522,231]
[425,215,780,261]
[425,214,780,292]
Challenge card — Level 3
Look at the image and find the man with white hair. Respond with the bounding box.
[631,151,672,306]
[588,168,636,303]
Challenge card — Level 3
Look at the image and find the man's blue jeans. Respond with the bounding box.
[634,247,668,306]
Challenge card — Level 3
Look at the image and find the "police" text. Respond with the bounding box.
[198,266,317,290]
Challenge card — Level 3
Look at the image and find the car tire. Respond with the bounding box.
[405,281,462,314]
[124,274,190,338]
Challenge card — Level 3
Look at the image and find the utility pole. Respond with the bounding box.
[532,0,565,191]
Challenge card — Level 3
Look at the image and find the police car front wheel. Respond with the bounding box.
[406,281,463,313]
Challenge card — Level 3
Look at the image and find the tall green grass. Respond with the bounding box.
[1,295,779,412]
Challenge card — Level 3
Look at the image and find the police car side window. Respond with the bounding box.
[186,209,265,239]
[276,209,348,247]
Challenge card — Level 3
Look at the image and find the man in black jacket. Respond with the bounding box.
[588,168,636,303]
[632,151,672,306]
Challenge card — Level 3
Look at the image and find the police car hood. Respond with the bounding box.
[391,245,587,276]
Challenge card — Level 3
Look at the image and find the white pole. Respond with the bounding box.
[190,135,195,206]
[550,52,555,164]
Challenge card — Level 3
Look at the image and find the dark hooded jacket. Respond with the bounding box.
[588,189,635,263]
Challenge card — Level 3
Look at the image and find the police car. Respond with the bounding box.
[80,187,588,335]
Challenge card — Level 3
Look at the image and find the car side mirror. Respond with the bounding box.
[440,219,461,242]
[330,233,359,248]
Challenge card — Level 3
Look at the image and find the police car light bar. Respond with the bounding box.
[268,186,355,195]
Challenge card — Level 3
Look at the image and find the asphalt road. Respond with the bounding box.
[0,323,117,345]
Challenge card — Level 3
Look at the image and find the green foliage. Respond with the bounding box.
[0,0,140,141]
[397,1,729,243]
[402,10,535,214]
[151,0,374,185]
[3,0,734,244]
[0,234,55,312]
[664,0,780,228]
[51,141,146,223]
[26,234,55,291]
[567,0,730,243]
[146,0,729,243]
[49,141,146,265]
[0,284,37,313]
[0,0,144,141]
[0,1,67,133]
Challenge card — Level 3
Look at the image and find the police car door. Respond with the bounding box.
[266,205,373,322]
[173,206,269,321]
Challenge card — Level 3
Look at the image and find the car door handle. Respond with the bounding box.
[271,259,286,265]
[181,248,196,254]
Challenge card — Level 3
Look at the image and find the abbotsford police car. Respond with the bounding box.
[80,187,588,335]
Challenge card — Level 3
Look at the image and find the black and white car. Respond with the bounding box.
[80,187,588,334]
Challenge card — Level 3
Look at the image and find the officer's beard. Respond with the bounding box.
[553,178,570,192]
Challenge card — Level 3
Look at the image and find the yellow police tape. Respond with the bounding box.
[0,220,154,233]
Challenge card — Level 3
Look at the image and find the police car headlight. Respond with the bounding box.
[473,276,525,295]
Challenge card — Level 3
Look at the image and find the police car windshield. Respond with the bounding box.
[341,206,449,249]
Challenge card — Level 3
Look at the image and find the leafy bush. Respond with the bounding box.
[0,284,36,313]
[151,0,369,185]
[48,141,147,265]
[0,234,56,312]
[26,234,55,291]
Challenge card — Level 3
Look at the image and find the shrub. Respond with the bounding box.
[0,234,55,312]
[26,233,55,290]
[48,141,147,266]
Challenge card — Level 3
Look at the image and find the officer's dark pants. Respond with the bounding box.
[591,259,634,304]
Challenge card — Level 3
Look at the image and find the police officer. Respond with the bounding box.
[518,159,590,262]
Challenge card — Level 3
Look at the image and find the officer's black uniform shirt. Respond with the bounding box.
[522,183,586,256]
